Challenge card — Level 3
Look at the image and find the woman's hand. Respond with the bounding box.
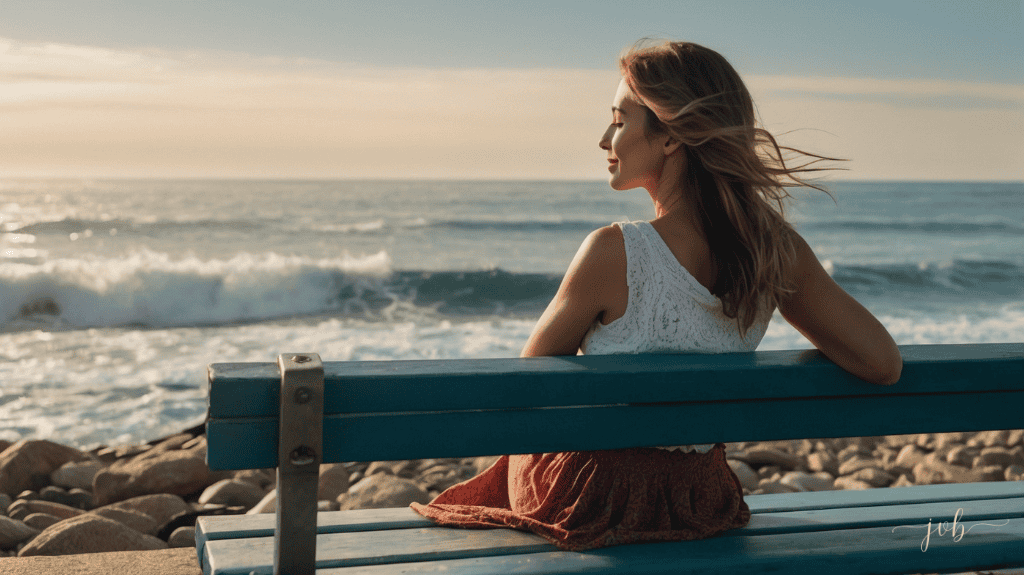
[778,233,903,385]
[521,226,627,357]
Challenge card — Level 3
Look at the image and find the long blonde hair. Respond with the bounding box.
[620,40,840,335]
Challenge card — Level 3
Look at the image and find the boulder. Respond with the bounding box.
[198,479,266,509]
[912,461,981,485]
[88,508,159,536]
[93,450,212,505]
[136,434,194,460]
[318,463,351,501]
[168,526,196,548]
[94,494,191,528]
[337,474,430,510]
[234,469,273,490]
[7,500,84,521]
[975,447,1014,468]
[944,446,977,468]
[779,471,834,492]
[837,456,880,477]
[726,459,759,491]
[18,514,167,556]
[849,467,896,487]
[805,451,840,476]
[50,461,104,492]
[22,513,61,531]
[0,516,40,548]
[417,464,475,493]
[1005,464,1024,481]
[246,490,276,515]
[0,440,93,498]
[0,493,11,514]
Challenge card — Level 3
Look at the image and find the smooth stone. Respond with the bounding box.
[891,474,915,488]
[779,471,834,492]
[197,479,266,509]
[805,452,839,476]
[16,490,40,502]
[418,464,475,493]
[837,456,880,477]
[94,494,191,528]
[893,445,927,472]
[18,514,167,556]
[336,474,430,510]
[168,526,196,548]
[92,450,213,506]
[38,486,76,508]
[88,508,159,536]
[50,460,104,492]
[944,446,977,467]
[912,460,981,485]
[472,456,501,474]
[0,516,40,548]
[0,440,93,498]
[8,500,84,521]
[756,480,800,494]
[1006,429,1023,447]
[734,448,803,470]
[246,490,276,515]
[136,434,194,460]
[726,459,759,491]
[1006,464,1024,481]
[834,476,874,490]
[849,467,896,487]
[975,465,1007,482]
[234,469,273,490]
[318,463,351,501]
[22,513,61,531]
[976,447,1014,468]
[0,494,11,515]
[66,488,94,510]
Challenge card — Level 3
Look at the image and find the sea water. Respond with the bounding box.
[1,179,1022,448]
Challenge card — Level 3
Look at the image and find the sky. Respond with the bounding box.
[1,0,1021,180]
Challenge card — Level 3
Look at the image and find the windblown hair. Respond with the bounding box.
[619,40,841,336]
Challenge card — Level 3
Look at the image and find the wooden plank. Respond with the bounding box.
[318,516,1024,575]
[195,482,1024,548]
[206,390,1024,467]
[203,509,1024,574]
[207,344,1024,418]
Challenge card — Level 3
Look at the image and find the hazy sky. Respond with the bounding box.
[2,0,1021,180]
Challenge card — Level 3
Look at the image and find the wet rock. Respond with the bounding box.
[22,513,61,531]
[168,526,196,548]
[780,471,834,492]
[0,440,93,498]
[94,494,191,528]
[337,474,430,510]
[0,516,40,548]
[246,490,276,515]
[849,467,895,487]
[198,479,266,509]
[318,463,351,501]
[50,461,104,492]
[727,459,759,491]
[93,450,213,506]
[18,514,167,556]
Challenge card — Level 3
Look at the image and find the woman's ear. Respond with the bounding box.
[662,135,683,156]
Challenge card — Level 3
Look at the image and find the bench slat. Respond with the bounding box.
[199,488,1024,574]
[318,516,1024,575]
[207,344,1024,418]
[206,390,1024,467]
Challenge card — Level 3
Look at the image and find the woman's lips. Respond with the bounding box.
[607,160,618,172]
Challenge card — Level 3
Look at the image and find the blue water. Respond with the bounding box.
[1,179,1021,447]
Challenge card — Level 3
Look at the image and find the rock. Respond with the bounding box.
[757,465,782,479]
[837,456,880,477]
[891,474,915,487]
[1006,429,1023,447]
[246,490,276,515]
[805,452,839,476]
[975,465,1007,482]
[22,513,61,531]
[364,460,418,478]
[944,446,976,468]
[933,432,969,450]
[168,526,196,548]
[892,445,927,473]
[0,493,10,515]
[0,440,93,498]
[8,500,84,521]
[198,479,266,509]
[1005,464,1024,481]
[0,516,40,548]
[418,464,475,493]
[136,434,194,459]
[50,461,104,491]
[17,490,40,501]
[66,488,94,510]
[94,494,191,528]
[234,469,273,490]
[981,430,1011,447]
[779,471,834,492]
[975,447,1014,468]
[849,467,895,487]
[734,448,803,470]
[18,514,167,556]
[93,450,213,506]
[912,461,981,485]
[88,508,159,536]
[337,474,430,510]
[834,477,874,490]
[756,480,800,494]
[472,456,501,474]
[38,486,78,508]
[727,459,759,491]
[318,463,351,501]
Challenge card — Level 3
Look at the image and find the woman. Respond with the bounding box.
[411,40,902,551]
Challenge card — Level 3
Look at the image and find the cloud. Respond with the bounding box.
[1,36,1021,180]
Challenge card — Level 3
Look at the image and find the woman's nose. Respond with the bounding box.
[599,125,613,150]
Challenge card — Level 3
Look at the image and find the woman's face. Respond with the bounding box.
[599,79,670,191]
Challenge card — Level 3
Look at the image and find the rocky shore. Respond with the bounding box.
[1,427,1022,558]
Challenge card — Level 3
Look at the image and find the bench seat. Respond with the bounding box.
[197,480,1024,574]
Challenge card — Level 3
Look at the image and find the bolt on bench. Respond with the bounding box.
[198,343,1024,574]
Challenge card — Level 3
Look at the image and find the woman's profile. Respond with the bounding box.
[411,40,903,551]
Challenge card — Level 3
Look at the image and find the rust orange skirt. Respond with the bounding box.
[410,443,750,551]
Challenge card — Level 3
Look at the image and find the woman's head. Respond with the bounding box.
[612,40,839,335]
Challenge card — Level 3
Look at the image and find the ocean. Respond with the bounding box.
[1,179,1022,449]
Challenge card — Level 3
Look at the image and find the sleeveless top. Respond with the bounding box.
[580,220,773,454]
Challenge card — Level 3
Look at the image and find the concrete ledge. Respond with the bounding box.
[0,548,200,575]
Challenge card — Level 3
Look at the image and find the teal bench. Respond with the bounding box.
[197,343,1024,574]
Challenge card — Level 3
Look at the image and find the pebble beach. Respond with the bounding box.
[1,426,1022,559]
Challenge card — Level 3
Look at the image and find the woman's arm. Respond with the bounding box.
[778,233,903,385]
[521,226,627,357]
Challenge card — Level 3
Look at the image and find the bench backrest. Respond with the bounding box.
[207,343,1023,470]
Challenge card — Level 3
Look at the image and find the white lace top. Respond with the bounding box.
[580,220,773,454]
